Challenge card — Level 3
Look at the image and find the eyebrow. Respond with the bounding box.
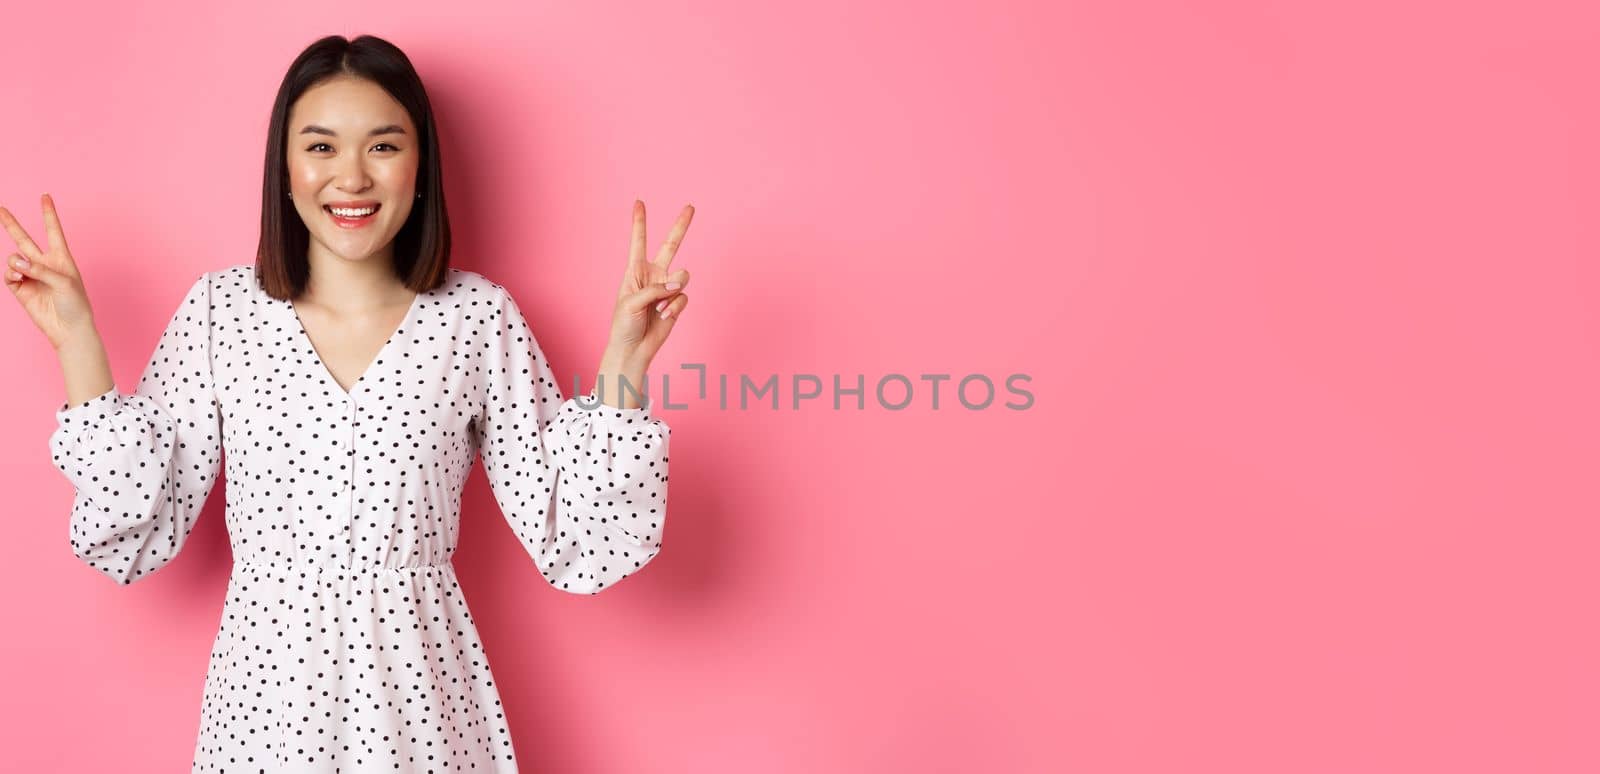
[297,124,408,137]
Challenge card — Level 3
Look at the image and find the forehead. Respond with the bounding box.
[289,76,414,132]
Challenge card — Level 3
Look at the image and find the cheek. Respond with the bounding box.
[286,161,321,192]
[375,160,419,190]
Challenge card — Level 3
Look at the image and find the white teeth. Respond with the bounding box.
[329,206,377,217]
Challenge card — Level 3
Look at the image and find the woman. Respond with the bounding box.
[3,34,690,771]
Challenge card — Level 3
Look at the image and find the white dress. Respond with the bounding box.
[48,264,670,772]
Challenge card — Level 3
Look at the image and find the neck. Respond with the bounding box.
[300,243,412,312]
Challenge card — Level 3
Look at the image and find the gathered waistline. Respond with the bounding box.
[232,558,455,575]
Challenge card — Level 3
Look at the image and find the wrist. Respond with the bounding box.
[53,323,103,355]
[594,358,651,411]
[598,345,648,375]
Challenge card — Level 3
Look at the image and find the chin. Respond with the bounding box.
[339,248,391,262]
[314,236,395,263]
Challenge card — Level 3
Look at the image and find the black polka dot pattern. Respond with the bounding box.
[48,264,671,771]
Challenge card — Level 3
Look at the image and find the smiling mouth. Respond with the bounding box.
[324,203,381,228]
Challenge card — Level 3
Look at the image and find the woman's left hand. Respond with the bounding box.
[604,200,693,371]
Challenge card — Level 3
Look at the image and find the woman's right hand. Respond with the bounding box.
[2,194,98,351]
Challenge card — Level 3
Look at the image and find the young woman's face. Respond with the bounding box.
[285,76,420,265]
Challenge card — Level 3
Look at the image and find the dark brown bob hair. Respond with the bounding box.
[254,34,451,300]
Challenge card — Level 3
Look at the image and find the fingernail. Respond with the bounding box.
[660,307,673,319]
[655,299,668,312]
[15,256,29,267]
[665,282,681,290]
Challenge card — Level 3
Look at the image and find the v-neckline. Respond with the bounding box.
[286,289,425,399]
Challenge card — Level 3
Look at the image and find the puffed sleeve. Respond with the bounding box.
[49,271,223,585]
[474,286,670,594]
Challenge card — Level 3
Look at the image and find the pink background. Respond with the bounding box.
[3,1,1597,772]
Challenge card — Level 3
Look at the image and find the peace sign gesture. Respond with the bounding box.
[605,200,693,370]
[2,194,98,351]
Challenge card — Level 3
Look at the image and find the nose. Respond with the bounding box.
[334,151,373,193]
